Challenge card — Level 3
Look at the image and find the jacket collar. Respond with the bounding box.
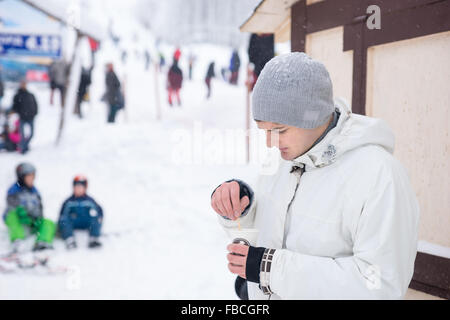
[291,101,352,170]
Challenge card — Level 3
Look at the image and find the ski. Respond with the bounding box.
[0,251,68,275]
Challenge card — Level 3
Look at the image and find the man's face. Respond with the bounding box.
[73,184,87,197]
[23,174,35,188]
[256,121,327,161]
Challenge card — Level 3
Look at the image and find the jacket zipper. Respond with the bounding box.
[283,164,305,250]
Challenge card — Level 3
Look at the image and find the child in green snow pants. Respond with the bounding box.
[5,206,56,244]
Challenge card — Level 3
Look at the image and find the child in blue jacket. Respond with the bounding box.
[58,175,103,249]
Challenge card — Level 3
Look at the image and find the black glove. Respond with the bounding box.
[211,179,254,218]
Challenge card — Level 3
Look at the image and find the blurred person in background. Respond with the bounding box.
[158,52,166,72]
[188,52,196,80]
[0,115,20,152]
[167,57,183,107]
[229,49,241,85]
[144,49,152,71]
[58,175,103,250]
[121,50,128,65]
[248,33,274,91]
[11,80,38,154]
[48,58,69,106]
[3,163,56,252]
[0,66,4,107]
[104,63,124,123]
[74,66,93,119]
[205,62,215,99]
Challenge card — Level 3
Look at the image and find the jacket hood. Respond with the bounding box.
[292,98,395,169]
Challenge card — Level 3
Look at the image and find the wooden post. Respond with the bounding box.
[245,64,255,164]
[246,86,251,164]
[56,31,82,145]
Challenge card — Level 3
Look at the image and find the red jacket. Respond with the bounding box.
[168,64,183,89]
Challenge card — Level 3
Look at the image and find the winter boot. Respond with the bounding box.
[65,237,77,250]
[33,241,53,252]
[10,239,26,254]
[88,237,102,249]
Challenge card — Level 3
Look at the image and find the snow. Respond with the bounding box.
[0,38,265,299]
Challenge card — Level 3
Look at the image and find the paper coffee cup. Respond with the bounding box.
[226,228,259,246]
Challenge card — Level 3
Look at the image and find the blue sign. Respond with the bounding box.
[0,33,61,58]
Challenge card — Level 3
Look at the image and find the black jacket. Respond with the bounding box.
[78,68,92,99]
[248,34,274,77]
[12,88,38,121]
[105,70,122,106]
[205,63,215,79]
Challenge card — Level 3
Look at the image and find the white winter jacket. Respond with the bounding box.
[219,101,420,299]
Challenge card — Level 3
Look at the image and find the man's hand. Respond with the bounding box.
[226,243,249,279]
[211,181,250,220]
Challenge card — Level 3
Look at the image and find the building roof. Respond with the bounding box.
[240,0,298,42]
[22,0,104,41]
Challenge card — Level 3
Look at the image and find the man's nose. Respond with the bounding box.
[266,132,279,148]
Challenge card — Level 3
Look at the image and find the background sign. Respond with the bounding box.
[0,33,61,58]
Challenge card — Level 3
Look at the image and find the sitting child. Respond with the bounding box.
[0,117,20,152]
[3,163,56,252]
[58,175,103,249]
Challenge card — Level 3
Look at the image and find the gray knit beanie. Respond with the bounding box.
[252,52,334,129]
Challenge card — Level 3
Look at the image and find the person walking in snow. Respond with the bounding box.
[188,53,196,80]
[3,163,56,252]
[58,175,103,250]
[0,67,4,107]
[144,50,152,71]
[229,50,241,85]
[48,58,69,106]
[105,63,124,123]
[158,52,166,72]
[74,66,93,119]
[205,62,215,99]
[167,58,183,107]
[210,53,419,300]
[247,33,274,91]
[11,80,38,154]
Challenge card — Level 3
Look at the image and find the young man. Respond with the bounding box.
[211,53,419,300]
[3,163,56,252]
[58,175,103,249]
[12,80,38,154]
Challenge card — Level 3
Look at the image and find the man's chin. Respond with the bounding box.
[280,151,294,161]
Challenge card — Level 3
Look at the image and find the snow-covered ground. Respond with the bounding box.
[0,41,264,299]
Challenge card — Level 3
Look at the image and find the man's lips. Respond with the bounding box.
[279,147,289,152]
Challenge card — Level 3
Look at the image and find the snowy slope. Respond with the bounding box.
[0,40,263,299]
